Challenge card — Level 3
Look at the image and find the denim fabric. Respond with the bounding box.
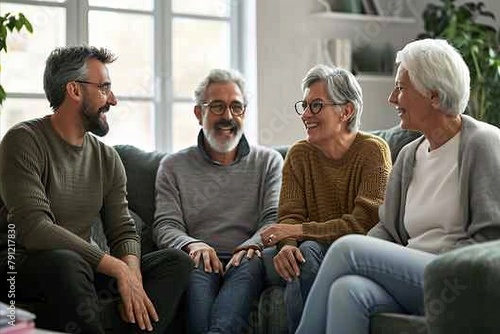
[296,235,436,334]
[187,254,264,334]
[284,241,330,333]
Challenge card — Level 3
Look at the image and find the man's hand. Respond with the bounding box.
[261,224,303,246]
[116,266,158,331]
[273,245,305,282]
[186,242,224,274]
[225,248,262,271]
[97,254,158,332]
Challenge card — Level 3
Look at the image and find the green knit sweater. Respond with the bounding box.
[278,132,392,246]
[0,116,140,268]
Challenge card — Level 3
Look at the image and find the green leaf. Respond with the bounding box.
[7,16,16,31]
[15,17,24,32]
[23,18,33,33]
[0,84,6,106]
[0,39,7,53]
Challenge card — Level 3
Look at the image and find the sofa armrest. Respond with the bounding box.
[424,240,500,334]
[370,313,426,334]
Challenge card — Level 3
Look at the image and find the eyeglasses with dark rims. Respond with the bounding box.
[294,99,346,116]
[75,80,112,96]
[201,101,246,116]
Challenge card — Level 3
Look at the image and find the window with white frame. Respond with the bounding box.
[0,0,252,152]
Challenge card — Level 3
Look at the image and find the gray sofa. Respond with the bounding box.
[2,125,423,332]
[424,239,500,334]
[113,125,424,334]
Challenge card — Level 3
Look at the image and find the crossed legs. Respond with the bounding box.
[296,235,436,334]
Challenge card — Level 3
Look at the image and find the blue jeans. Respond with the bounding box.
[187,253,264,334]
[296,235,437,334]
[284,241,330,333]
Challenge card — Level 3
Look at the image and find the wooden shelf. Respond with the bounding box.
[311,11,417,24]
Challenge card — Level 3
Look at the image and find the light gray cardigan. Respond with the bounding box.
[369,115,500,253]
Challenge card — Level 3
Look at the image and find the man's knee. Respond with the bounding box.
[40,249,94,282]
[298,241,326,273]
[227,256,264,278]
[143,248,193,280]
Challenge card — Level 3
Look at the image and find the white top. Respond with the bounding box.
[404,131,465,253]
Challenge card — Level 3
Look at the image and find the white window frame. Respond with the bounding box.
[1,0,254,152]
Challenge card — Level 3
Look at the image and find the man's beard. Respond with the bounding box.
[80,98,110,137]
[202,116,243,153]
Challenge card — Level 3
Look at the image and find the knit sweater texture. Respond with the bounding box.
[153,132,283,253]
[279,132,392,246]
[0,116,140,268]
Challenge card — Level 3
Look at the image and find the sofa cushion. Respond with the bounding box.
[114,145,167,254]
[370,313,427,334]
[370,126,421,163]
[114,145,166,222]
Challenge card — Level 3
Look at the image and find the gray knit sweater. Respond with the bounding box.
[153,132,283,253]
[0,116,140,267]
[369,115,500,253]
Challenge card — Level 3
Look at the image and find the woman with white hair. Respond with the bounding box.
[260,64,392,333]
[295,39,500,333]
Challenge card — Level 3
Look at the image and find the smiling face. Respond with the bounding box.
[78,58,117,136]
[388,66,435,132]
[301,80,347,147]
[195,81,245,154]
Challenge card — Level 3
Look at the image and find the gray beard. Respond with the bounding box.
[202,126,243,153]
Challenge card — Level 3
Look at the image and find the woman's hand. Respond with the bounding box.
[260,224,303,246]
[273,245,305,281]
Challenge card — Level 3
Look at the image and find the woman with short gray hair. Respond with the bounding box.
[260,64,392,333]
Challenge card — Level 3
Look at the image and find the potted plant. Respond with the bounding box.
[417,0,500,126]
[0,12,33,106]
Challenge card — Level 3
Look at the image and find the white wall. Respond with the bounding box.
[255,0,500,146]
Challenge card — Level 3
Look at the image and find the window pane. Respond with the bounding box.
[1,99,51,136]
[0,4,65,94]
[172,102,199,152]
[101,101,155,151]
[89,11,154,98]
[173,18,230,98]
[172,0,230,17]
[88,0,153,11]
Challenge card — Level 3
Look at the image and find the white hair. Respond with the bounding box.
[395,39,470,115]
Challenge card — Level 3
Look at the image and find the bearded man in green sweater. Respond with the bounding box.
[0,46,192,334]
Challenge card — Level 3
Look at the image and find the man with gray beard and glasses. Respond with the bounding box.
[153,69,283,334]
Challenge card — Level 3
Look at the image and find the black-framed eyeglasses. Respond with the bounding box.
[202,101,246,116]
[294,99,345,115]
[75,80,112,96]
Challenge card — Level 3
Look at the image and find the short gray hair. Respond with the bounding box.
[395,39,470,115]
[44,46,116,110]
[193,69,248,106]
[302,64,363,132]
